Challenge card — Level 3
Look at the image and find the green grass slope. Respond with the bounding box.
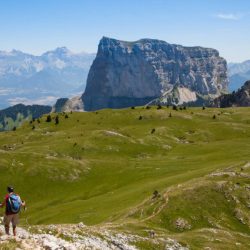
[0,106,249,249]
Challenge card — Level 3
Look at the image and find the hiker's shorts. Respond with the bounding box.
[3,214,19,227]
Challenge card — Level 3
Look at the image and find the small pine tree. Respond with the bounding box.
[157,104,162,110]
[12,126,16,131]
[139,116,142,120]
[46,115,52,122]
[32,125,35,130]
[202,106,206,110]
[65,114,69,119]
[131,106,135,109]
[213,114,216,119]
[55,115,59,125]
[146,106,151,109]
[151,128,156,134]
[183,106,187,110]
[169,112,172,117]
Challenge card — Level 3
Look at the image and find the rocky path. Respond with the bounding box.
[0,223,188,250]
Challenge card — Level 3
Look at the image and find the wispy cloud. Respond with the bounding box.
[8,96,58,106]
[215,13,243,21]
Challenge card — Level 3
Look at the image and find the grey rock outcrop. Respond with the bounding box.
[82,37,228,110]
[52,96,84,113]
[213,80,250,107]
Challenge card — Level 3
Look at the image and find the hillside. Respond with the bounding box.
[213,80,250,107]
[0,106,249,249]
[0,104,52,131]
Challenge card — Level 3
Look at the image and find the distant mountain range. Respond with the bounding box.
[0,47,95,109]
[228,60,250,91]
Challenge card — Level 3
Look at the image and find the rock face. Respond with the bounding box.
[213,80,250,107]
[52,96,84,113]
[83,37,228,110]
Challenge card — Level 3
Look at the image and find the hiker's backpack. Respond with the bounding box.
[6,194,21,214]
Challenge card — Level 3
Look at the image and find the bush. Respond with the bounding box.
[173,105,178,111]
[152,190,160,199]
[55,115,59,125]
[139,116,142,120]
[151,128,156,134]
[12,126,16,131]
[213,114,216,119]
[169,112,172,117]
[65,114,69,119]
[46,115,52,122]
[157,104,162,110]
[202,106,206,110]
[131,106,135,109]
[146,106,151,109]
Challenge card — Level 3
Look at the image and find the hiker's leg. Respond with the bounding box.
[13,225,16,236]
[4,225,9,235]
[3,215,10,235]
[12,214,19,236]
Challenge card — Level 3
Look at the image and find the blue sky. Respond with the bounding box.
[0,0,250,62]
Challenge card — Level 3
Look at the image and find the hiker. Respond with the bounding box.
[0,186,25,236]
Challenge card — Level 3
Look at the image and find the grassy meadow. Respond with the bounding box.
[0,106,249,249]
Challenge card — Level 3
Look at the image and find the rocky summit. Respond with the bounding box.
[82,37,228,111]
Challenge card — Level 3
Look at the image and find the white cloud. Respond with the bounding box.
[8,96,58,106]
[216,13,243,20]
[0,88,13,96]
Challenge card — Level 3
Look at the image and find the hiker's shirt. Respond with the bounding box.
[4,193,21,215]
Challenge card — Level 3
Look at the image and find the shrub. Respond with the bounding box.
[157,104,162,110]
[213,114,216,119]
[139,116,142,120]
[46,115,52,122]
[151,128,156,134]
[173,105,178,111]
[169,112,172,117]
[55,115,59,125]
[146,106,151,109]
[152,190,160,199]
[131,106,135,109]
[202,106,206,110]
[12,126,16,131]
[65,114,69,119]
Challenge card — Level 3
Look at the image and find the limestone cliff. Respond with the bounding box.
[82,37,228,110]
